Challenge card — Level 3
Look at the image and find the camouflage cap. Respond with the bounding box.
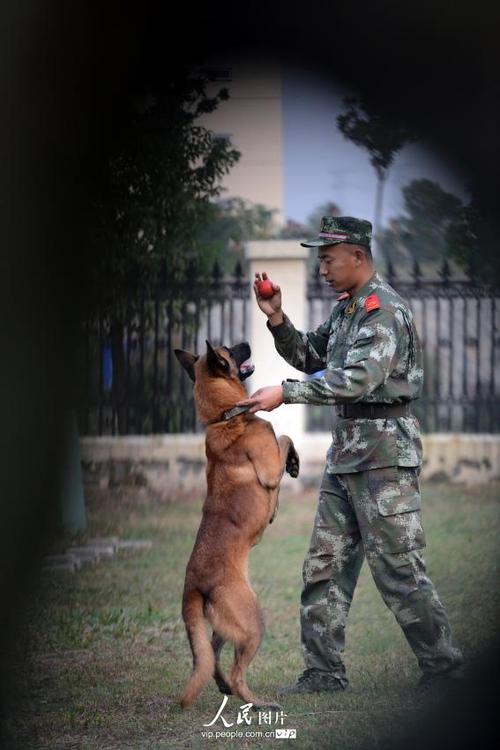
[301,216,372,249]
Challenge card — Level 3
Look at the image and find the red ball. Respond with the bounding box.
[257,279,274,299]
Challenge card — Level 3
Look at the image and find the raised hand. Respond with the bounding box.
[253,271,283,320]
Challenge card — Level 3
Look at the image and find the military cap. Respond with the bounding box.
[301,216,372,249]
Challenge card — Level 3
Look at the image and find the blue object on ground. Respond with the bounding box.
[102,344,113,390]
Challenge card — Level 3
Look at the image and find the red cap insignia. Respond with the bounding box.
[364,294,381,312]
[337,292,350,301]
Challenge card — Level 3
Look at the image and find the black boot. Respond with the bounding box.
[277,668,350,696]
[416,667,464,695]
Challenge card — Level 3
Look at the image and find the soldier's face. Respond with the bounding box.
[317,244,361,292]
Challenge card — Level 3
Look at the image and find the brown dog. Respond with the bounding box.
[175,340,299,710]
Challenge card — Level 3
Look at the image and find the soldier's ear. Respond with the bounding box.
[174,349,198,382]
[206,340,230,375]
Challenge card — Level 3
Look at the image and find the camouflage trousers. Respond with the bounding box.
[300,466,463,678]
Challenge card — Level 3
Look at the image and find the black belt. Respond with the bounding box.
[335,402,412,419]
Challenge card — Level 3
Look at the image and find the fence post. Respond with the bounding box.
[59,410,87,533]
[245,240,309,445]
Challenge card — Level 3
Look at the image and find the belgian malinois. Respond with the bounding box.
[175,340,299,709]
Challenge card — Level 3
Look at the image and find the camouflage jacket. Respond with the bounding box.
[267,271,424,473]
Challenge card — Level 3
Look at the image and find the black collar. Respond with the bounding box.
[206,404,250,425]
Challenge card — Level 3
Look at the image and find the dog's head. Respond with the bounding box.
[175,340,255,383]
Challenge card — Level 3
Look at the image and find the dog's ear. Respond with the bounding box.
[174,349,198,382]
[206,340,230,376]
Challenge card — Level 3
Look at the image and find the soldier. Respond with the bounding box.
[236,216,463,696]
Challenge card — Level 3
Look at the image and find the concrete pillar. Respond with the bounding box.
[244,240,309,444]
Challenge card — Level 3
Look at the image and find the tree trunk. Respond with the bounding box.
[373,169,386,262]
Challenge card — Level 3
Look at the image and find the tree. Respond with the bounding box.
[378,178,464,267]
[280,218,308,239]
[279,201,342,240]
[303,201,342,236]
[445,202,500,284]
[377,219,414,267]
[86,67,241,432]
[199,197,277,271]
[401,178,463,251]
[337,96,415,258]
[89,69,241,308]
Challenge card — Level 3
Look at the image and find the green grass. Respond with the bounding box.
[3,481,500,749]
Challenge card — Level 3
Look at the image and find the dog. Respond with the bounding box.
[174,340,299,710]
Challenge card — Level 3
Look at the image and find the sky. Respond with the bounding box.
[282,63,470,227]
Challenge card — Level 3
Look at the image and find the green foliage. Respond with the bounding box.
[199,197,278,272]
[303,201,342,235]
[88,68,241,315]
[279,218,308,239]
[445,202,500,284]
[279,201,342,240]
[403,178,462,228]
[378,178,464,265]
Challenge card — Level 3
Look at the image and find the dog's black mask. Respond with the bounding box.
[223,342,255,381]
[176,341,255,383]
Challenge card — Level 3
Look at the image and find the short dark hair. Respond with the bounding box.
[349,243,373,261]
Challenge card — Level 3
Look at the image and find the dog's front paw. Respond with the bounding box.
[286,445,300,478]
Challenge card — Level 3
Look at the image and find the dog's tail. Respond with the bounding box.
[180,588,215,709]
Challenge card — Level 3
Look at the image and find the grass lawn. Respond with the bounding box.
[2,479,499,749]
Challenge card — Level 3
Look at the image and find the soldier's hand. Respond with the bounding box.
[253,271,283,321]
[236,385,284,414]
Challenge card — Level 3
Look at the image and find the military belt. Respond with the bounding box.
[335,402,412,419]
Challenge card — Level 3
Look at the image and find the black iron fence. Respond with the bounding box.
[307,259,500,433]
[77,261,250,435]
[78,257,499,436]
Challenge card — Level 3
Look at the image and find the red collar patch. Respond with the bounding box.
[336,292,350,301]
[364,294,381,312]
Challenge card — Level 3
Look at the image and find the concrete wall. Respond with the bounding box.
[80,435,207,500]
[196,58,284,228]
[80,433,500,501]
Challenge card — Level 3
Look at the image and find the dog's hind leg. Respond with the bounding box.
[211,632,232,695]
[206,582,280,709]
[229,615,281,710]
[214,585,281,710]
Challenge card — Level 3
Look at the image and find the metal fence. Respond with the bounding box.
[78,257,499,436]
[77,261,250,435]
[307,260,500,433]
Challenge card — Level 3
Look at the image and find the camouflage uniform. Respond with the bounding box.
[268,263,463,681]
